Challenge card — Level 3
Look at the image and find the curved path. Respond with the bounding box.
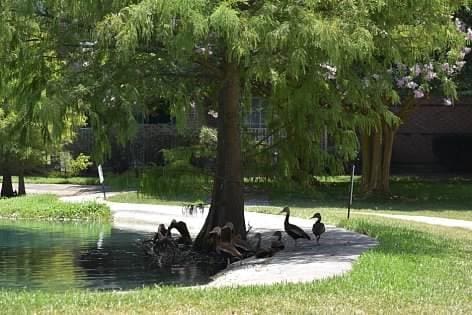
[356,212,472,230]
[109,202,378,287]
[27,184,380,286]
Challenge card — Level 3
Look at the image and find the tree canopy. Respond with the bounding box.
[0,0,469,242]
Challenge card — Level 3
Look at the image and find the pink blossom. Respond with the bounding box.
[410,64,422,76]
[413,89,424,98]
[396,78,406,88]
[455,18,466,32]
[406,81,418,89]
[466,28,472,41]
[208,110,218,118]
[456,61,466,71]
[424,70,437,81]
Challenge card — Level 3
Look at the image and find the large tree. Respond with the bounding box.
[83,1,389,248]
[2,1,467,249]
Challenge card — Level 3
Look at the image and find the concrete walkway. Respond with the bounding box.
[357,212,472,230]
[25,183,107,197]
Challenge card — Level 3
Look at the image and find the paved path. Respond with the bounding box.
[357,212,472,230]
[26,183,107,197]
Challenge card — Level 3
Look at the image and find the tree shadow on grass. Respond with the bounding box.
[269,196,472,212]
[231,219,453,276]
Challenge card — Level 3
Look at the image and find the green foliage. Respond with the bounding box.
[139,165,210,202]
[198,126,217,155]
[1,0,469,198]
[0,195,111,221]
[66,153,93,176]
[161,147,193,166]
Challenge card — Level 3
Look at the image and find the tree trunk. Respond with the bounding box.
[194,62,245,251]
[360,97,417,195]
[360,121,397,195]
[1,174,14,198]
[18,164,26,196]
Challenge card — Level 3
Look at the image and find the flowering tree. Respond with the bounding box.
[360,15,471,194]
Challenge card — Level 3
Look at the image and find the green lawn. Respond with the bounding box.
[0,214,470,314]
[0,195,111,222]
[15,176,99,185]
[109,176,472,221]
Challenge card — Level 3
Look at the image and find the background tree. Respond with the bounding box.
[0,2,83,196]
[359,10,470,195]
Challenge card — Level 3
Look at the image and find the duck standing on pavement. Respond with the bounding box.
[310,212,326,245]
[279,207,310,246]
[254,233,274,258]
[270,231,285,252]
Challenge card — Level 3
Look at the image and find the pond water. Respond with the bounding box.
[0,219,222,291]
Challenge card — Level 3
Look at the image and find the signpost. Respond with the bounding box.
[347,163,355,219]
[98,164,106,200]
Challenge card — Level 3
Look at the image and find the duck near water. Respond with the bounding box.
[222,222,252,255]
[254,233,274,258]
[310,212,326,245]
[209,226,243,265]
[279,207,310,246]
[270,231,285,251]
[168,219,192,245]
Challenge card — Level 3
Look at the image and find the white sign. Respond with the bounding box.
[98,164,104,184]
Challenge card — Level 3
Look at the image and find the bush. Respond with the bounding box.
[59,152,93,177]
[139,162,211,201]
[69,153,93,176]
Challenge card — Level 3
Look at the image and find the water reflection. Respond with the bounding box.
[0,220,221,291]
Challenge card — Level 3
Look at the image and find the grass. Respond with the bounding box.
[0,214,470,314]
[108,175,472,221]
[0,195,111,222]
[15,176,99,185]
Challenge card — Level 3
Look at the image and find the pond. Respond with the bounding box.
[0,219,222,291]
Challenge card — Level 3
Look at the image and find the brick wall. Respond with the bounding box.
[392,97,472,173]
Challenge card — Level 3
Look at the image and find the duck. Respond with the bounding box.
[270,231,285,251]
[168,219,192,245]
[152,223,169,242]
[209,226,243,265]
[310,212,326,245]
[254,233,274,258]
[153,236,179,266]
[222,222,253,254]
[142,239,155,256]
[279,207,310,246]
